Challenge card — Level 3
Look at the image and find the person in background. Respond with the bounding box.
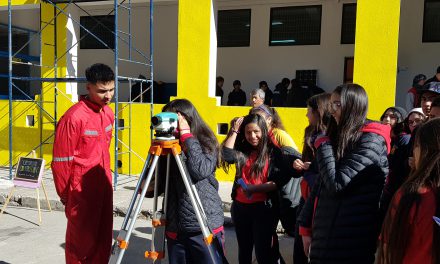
[250,88,265,108]
[259,81,273,106]
[216,76,225,104]
[429,97,440,119]
[380,107,407,130]
[272,78,290,107]
[220,114,300,264]
[425,65,440,84]
[227,80,247,106]
[405,74,426,111]
[379,106,411,222]
[292,93,331,264]
[298,84,390,263]
[378,118,440,264]
[161,99,227,264]
[420,82,440,116]
[52,63,115,264]
[250,105,298,150]
[405,108,426,134]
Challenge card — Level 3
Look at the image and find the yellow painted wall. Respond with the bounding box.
[353,0,401,120]
[1,0,40,6]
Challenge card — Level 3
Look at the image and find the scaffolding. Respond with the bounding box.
[4,0,155,189]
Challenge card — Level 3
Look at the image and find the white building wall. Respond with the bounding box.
[75,2,178,99]
[216,0,355,105]
[396,0,440,107]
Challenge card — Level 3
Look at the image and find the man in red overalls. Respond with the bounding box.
[52,63,115,264]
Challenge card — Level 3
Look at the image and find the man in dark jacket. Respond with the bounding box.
[227,80,246,106]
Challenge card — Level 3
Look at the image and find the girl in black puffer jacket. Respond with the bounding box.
[298,84,391,264]
[162,99,226,264]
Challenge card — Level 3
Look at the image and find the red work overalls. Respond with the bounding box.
[52,97,114,264]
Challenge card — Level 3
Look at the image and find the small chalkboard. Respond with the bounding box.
[14,157,45,183]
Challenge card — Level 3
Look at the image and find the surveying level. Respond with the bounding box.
[109,117,220,263]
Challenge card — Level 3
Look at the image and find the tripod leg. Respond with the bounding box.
[173,154,221,264]
[109,153,160,264]
[146,154,170,263]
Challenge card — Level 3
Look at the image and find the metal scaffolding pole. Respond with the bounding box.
[8,0,13,179]
[150,0,154,140]
[113,0,120,188]
[5,0,154,185]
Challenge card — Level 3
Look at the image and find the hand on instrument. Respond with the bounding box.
[177,112,191,136]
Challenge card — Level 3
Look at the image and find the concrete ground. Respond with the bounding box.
[0,168,294,264]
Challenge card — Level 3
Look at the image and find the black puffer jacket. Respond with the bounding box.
[163,137,224,234]
[299,123,390,264]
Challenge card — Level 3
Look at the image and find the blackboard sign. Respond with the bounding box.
[14,157,45,183]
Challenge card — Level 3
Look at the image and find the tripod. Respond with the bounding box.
[109,139,219,264]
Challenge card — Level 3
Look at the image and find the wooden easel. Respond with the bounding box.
[0,151,52,225]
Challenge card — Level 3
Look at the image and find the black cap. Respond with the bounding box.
[420,82,440,95]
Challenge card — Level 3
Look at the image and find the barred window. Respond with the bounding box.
[80,15,115,49]
[423,0,440,42]
[269,5,322,46]
[217,9,251,47]
[341,3,356,44]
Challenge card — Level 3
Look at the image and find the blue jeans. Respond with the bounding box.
[167,231,227,264]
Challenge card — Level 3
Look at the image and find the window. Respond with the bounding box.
[80,15,115,49]
[296,70,318,85]
[341,3,356,44]
[269,5,322,46]
[217,9,251,47]
[423,0,440,42]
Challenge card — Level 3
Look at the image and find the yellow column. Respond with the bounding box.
[353,0,401,119]
[177,0,214,102]
[40,2,69,162]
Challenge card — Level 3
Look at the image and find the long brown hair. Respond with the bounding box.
[327,84,368,160]
[220,114,273,179]
[302,93,331,162]
[378,118,440,264]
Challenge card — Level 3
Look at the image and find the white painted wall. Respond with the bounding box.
[74,2,178,99]
[216,0,355,105]
[396,0,440,107]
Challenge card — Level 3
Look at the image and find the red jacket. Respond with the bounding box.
[51,97,114,203]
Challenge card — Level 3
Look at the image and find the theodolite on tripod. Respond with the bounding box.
[109,112,220,264]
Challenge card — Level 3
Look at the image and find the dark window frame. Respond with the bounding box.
[340,3,357,44]
[269,5,322,46]
[422,0,440,43]
[80,15,115,49]
[217,9,252,48]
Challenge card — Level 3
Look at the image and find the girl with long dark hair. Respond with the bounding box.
[298,84,391,263]
[378,118,440,264]
[161,99,226,264]
[293,93,331,264]
[220,114,300,263]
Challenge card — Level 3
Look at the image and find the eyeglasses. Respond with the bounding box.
[330,101,341,111]
[408,118,422,125]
